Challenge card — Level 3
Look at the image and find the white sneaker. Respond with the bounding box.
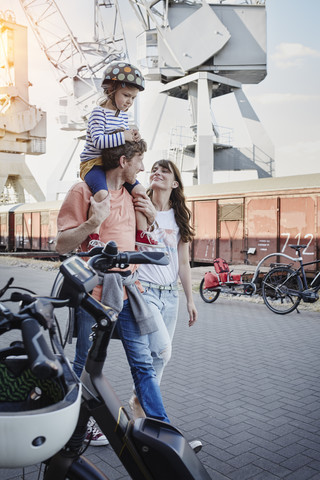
[88,239,105,251]
[189,439,202,453]
[84,417,109,446]
[128,394,146,420]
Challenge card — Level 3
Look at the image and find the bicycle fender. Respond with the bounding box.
[44,454,108,480]
[68,456,108,479]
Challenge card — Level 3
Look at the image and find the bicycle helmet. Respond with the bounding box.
[0,354,81,468]
[101,61,145,91]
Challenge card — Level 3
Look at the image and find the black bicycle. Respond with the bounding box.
[0,241,211,480]
[261,244,320,314]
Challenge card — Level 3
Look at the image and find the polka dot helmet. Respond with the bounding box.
[101,61,145,91]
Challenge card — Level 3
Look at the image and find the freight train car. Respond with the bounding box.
[0,201,62,252]
[1,174,319,269]
[185,173,320,270]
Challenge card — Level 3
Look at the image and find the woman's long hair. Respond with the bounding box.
[147,160,195,243]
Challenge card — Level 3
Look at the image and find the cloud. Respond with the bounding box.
[271,43,320,68]
[276,139,320,176]
[249,92,320,105]
[279,139,320,156]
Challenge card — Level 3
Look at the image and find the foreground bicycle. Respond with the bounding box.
[0,241,211,480]
[262,244,320,314]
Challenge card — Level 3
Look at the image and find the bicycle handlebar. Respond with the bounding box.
[0,241,169,381]
[0,294,69,379]
[21,316,63,379]
[78,240,169,273]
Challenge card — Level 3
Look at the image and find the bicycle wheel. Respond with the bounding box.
[262,266,303,314]
[50,271,75,347]
[199,278,220,303]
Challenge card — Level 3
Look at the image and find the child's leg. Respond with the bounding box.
[84,166,108,243]
[124,182,148,231]
[130,183,148,233]
[126,183,163,248]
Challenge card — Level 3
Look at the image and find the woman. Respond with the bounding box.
[130,159,197,415]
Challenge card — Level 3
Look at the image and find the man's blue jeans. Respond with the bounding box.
[73,301,169,423]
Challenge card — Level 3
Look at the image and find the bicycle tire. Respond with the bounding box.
[199,278,220,303]
[262,266,303,314]
[43,455,109,480]
[65,456,109,480]
[50,271,75,347]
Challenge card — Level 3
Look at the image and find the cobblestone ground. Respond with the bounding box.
[1,261,320,479]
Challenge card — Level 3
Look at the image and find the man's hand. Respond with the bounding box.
[89,193,111,227]
[56,194,111,255]
[132,193,157,226]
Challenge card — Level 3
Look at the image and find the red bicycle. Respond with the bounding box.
[199,257,256,303]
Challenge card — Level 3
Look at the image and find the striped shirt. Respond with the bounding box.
[80,106,129,163]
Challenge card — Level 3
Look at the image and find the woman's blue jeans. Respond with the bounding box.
[143,286,179,384]
[73,301,169,423]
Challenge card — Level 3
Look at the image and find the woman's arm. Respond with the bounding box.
[178,240,198,327]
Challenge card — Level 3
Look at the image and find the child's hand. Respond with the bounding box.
[131,129,141,142]
[124,130,134,142]
[124,129,141,142]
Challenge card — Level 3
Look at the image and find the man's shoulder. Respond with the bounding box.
[70,181,90,192]
[67,181,91,200]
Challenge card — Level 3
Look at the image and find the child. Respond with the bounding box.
[79,61,160,249]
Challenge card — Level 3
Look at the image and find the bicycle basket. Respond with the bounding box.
[0,355,81,468]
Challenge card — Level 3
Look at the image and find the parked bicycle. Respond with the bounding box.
[0,241,211,480]
[199,257,256,303]
[261,244,320,314]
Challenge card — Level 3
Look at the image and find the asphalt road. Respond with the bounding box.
[1,262,320,479]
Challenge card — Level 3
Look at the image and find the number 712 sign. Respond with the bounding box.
[281,233,314,255]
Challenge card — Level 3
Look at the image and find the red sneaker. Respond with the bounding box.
[84,417,109,446]
[135,230,164,248]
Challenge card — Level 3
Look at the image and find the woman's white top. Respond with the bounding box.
[138,208,180,285]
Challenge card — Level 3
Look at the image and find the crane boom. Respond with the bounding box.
[19,0,127,127]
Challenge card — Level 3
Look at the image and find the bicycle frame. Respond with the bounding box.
[259,245,320,315]
[43,250,211,480]
[44,292,210,480]
[252,251,320,292]
[202,251,304,299]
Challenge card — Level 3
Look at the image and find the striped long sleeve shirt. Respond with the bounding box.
[80,106,129,163]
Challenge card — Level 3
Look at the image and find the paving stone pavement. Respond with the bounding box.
[1,264,320,479]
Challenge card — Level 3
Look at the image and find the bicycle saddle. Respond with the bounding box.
[289,244,307,250]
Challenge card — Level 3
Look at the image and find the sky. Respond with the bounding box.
[1,0,320,197]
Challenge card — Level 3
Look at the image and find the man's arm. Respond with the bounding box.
[56,195,111,254]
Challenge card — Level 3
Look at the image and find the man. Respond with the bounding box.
[56,140,170,445]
